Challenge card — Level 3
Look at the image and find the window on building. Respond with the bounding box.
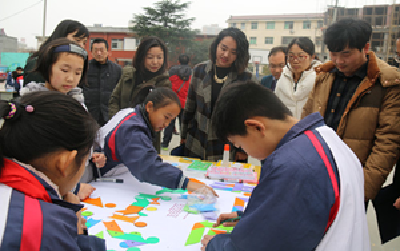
[375,16,385,26]
[251,22,258,29]
[282,36,297,45]
[303,20,311,29]
[284,21,293,29]
[264,37,273,44]
[317,20,323,28]
[375,7,386,15]
[250,37,257,45]
[111,39,124,50]
[231,23,237,28]
[316,36,322,46]
[241,23,245,30]
[364,16,372,25]
[365,7,373,15]
[266,21,275,29]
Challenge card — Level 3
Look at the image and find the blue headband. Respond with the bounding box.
[54,44,88,60]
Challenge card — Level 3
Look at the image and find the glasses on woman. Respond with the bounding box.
[287,54,308,61]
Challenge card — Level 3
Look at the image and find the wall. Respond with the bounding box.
[0,52,30,71]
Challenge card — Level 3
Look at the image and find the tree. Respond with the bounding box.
[186,39,213,66]
[131,0,196,64]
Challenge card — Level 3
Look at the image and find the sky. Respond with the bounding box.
[0,0,397,48]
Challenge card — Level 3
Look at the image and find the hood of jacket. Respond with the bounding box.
[169,65,192,81]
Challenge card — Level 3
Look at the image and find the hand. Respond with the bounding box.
[201,235,215,251]
[76,211,87,235]
[92,152,107,168]
[186,179,219,198]
[213,211,239,227]
[78,183,96,201]
[63,192,81,204]
[180,139,186,144]
[394,197,400,210]
[235,151,248,161]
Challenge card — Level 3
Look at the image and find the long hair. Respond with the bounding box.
[210,28,249,74]
[132,36,168,76]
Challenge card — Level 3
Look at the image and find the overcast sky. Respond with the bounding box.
[0,0,397,48]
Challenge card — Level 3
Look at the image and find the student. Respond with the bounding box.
[24,19,89,85]
[19,38,103,199]
[0,91,105,251]
[201,81,369,251]
[101,85,216,194]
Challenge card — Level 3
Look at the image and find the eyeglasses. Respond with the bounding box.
[269,64,285,69]
[287,54,308,61]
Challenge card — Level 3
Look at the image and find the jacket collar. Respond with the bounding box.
[138,104,155,139]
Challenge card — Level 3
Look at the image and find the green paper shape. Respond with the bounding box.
[81,211,93,216]
[188,160,212,171]
[145,236,160,244]
[207,229,216,236]
[138,211,148,216]
[156,188,185,195]
[95,231,104,239]
[183,204,198,214]
[127,248,141,251]
[185,227,205,246]
[128,231,141,236]
[132,196,150,208]
[107,230,124,237]
[113,233,146,242]
[199,221,214,228]
[214,225,234,232]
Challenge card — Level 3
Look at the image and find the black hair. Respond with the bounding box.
[179,54,190,65]
[134,85,181,110]
[32,19,89,58]
[0,91,98,171]
[16,67,23,71]
[268,46,288,64]
[91,38,109,51]
[35,38,89,85]
[133,36,168,76]
[11,71,18,80]
[210,28,249,74]
[288,37,315,56]
[212,81,292,142]
[324,19,372,52]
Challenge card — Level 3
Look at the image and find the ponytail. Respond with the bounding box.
[133,84,180,110]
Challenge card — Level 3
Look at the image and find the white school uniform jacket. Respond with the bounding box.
[275,60,321,120]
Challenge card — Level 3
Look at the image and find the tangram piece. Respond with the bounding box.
[109,214,140,223]
[185,227,205,246]
[120,240,144,248]
[179,158,194,163]
[188,178,205,185]
[138,211,148,216]
[104,220,123,232]
[146,207,157,211]
[188,161,212,171]
[199,220,214,228]
[135,222,148,227]
[240,197,249,203]
[232,183,244,191]
[243,192,252,196]
[202,211,218,220]
[210,229,227,235]
[81,211,93,216]
[150,198,160,205]
[132,196,150,208]
[81,207,88,211]
[233,198,245,207]
[108,230,125,238]
[82,197,103,207]
[95,231,104,239]
[85,218,101,228]
[138,193,171,201]
[226,184,235,187]
[117,205,144,215]
[207,229,217,236]
[192,222,204,230]
[232,206,244,212]
[155,188,185,195]
[183,204,198,214]
[105,203,117,208]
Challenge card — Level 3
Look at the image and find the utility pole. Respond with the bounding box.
[42,0,47,44]
[332,0,339,24]
[386,0,396,62]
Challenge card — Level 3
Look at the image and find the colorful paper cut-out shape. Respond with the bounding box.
[109,214,140,223]
[83,197,103,207]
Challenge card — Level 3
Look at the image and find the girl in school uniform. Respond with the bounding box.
[0,91,105,251]
[100,85,217,194]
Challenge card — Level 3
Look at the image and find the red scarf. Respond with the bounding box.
[0,159,52,203]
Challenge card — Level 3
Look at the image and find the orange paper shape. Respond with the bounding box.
[83,197,103,207]
[211,229,227,235]
[233,198,245,207]
[226,184,235,187]
[81,207,88,211]
[105,203,117,208]
[109,214,140,224]
[243,192,252,197]
[150,198,160,205]
[189,178,205,185]
[192,223,205,230]
[104,220,123,232]
[117,205,144,215]
[135,222,148,227]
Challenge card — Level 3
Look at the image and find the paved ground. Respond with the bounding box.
[161,121,400,250]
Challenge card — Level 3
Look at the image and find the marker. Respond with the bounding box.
[220,216,241,224]
[96,178,124,183]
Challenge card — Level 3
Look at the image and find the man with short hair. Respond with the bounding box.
[302,19,400,202]
[260,47,287,91]
[84,38,122,126]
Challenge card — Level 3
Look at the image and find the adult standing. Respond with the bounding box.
[260,47,287,91]
[84,39,122,125]
[181,27,252,161]
[24,20,89,85]
[302,19,400,203]
[275,37,321,119]
[161,54,192,150]
[108,36,171,153]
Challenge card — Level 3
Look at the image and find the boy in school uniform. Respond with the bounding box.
[201,81,370,251]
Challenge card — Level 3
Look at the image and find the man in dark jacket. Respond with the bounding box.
[84,38,122,126]
[260,47,287,91]
[161,54,192,150]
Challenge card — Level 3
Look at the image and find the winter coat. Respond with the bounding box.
[169,64,192,109]
[302,51,400,200]
[83,59,122,124]
[181,60,252,161]
[23,56,45,85]
[275,60,321,119]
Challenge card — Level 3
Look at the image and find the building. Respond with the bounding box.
[226,14,324,76]
[202,24,222,36]
[0,29,18,53]
[85,25,138,67]
[326,4,400,60]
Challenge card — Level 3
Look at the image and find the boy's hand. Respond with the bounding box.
[394,197,400,210]
[78,183,96,200]
[63,192,80,204]
[186,179,219,198]
[235,151,248,162]
[201,235,215,251]
[76,211,87,235]
[92,152,107,168]
[213,212,239,227]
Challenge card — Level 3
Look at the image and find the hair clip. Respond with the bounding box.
[4,103,16,119]
[25,105,34,113]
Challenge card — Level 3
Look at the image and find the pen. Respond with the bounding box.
[95,178,124,183]
[220,216,241,224]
